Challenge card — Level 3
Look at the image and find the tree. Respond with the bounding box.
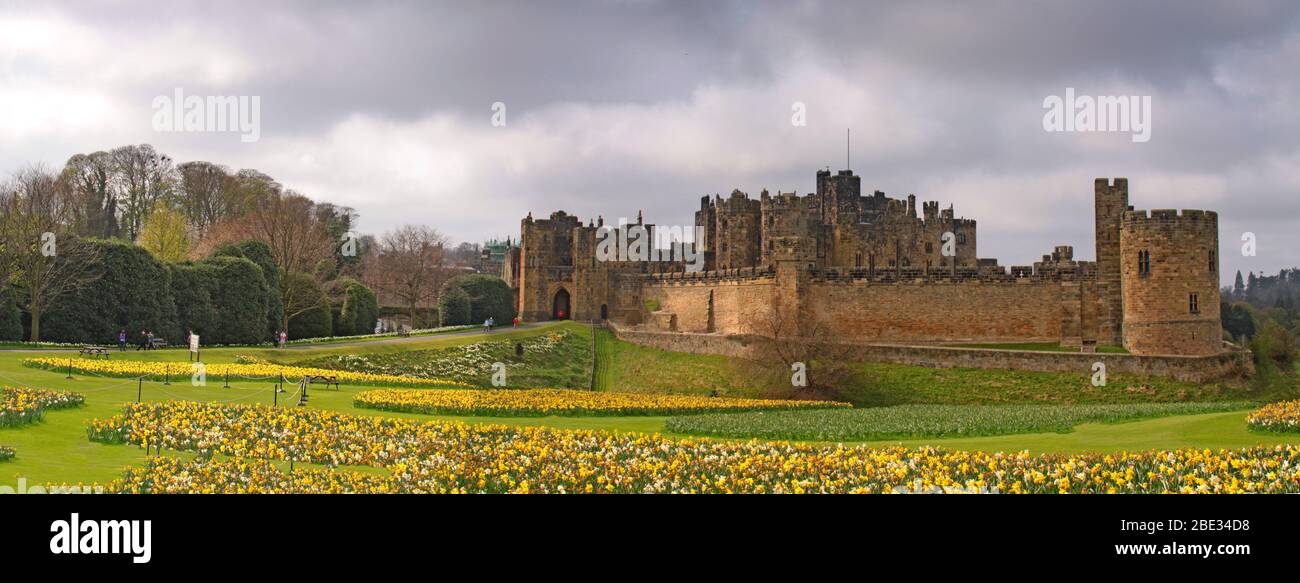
[178,161,252,232]
[137,203,190,262]
[1233,270,1246,300]
[60,151,119,239]
[1,165,100,341]
[112,144,175,241]
[333,278,378,336]
[370,225,448,327]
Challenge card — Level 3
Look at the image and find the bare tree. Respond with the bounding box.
[733,296,857,401]
[370,225,448,327]
[237,189,336,331]
[178,161,252,232]
[0,165,100,341]
[60,151,119,238]
[112,144,175,241]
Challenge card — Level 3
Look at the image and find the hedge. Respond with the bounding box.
[214,240,283,340]
[285,272,332,340]
[438,286,472,326]
[41,239,179,344]
[443,274,515,324]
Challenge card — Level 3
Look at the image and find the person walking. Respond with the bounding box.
[278,330,287,348]
[513,316,519,329]
[145,330,155,350]
[138,330,148,351]
[117,329,126,352]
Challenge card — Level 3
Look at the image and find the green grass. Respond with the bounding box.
[665,402,1255,441]
[2,322,1298,486]
[943,342,1128,354]
[592,329,615,391]
[290,327,590,388]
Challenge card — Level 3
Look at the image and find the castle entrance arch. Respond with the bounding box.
[552,288,571,320]
[600,304,608,320]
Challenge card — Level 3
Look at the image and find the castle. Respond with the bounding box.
[516,170,1222,357]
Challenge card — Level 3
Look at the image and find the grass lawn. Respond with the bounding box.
[2,323,1297,486]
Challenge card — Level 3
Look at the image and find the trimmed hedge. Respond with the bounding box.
[214,240,283,340]
[41,239,179,344]
[443,274,515,325]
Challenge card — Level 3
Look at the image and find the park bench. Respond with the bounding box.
[305,375,340,391]
[396,327,411,337]
[79,346,110,359]
[149,338,169,350]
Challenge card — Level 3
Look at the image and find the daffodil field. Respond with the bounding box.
[664,401,1255,441]
[1,386,85,428]
[1246,400,1300,433]
[23,356,472,389]
[353,388,849,416]
[84,401,1300,493]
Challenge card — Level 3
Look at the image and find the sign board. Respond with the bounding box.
[189,334,200,353]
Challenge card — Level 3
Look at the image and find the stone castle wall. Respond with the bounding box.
[609,322,1254,383]
[1120,208,1221,356]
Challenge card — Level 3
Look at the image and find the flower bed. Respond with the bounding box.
[23,357,472,389]
[295,330,587,388]
[665,402,1254,441]
[88,401,1300,493]
[0,445,13,462]
[1,386,85,428]
[353,388,849,417]
[1246,400,1300,433]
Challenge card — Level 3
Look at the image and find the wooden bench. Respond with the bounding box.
[149,338,169,349]
[305,375,340,391]
[79,346,110,359]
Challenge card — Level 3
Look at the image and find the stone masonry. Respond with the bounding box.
[515,169,1224,358]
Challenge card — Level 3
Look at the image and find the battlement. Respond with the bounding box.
[1095,177,1129,194]
[1122,208,1218,226]
[807,262,1097,285]
[636,265,777,285]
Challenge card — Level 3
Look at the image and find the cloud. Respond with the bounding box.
[0,0,1297,284]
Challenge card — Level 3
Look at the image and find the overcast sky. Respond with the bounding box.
[2,0,1297,283]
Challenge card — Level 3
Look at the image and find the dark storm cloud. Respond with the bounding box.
[1,0,1297,282]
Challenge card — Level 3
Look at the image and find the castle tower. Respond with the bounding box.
[1119,209,1221,355]
[1094,177,1129,345]
[712,190,762,269]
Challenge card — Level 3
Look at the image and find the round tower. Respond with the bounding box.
[1119,209,1220,355]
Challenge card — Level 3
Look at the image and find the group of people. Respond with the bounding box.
[118,329,159,351]
[482,316,523,332]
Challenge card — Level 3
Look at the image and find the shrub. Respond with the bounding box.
[333,278,379,336]
[285,272,332,340]
[1251,320,1296,369]
[443,275,515,324]
[438,286,471,326]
